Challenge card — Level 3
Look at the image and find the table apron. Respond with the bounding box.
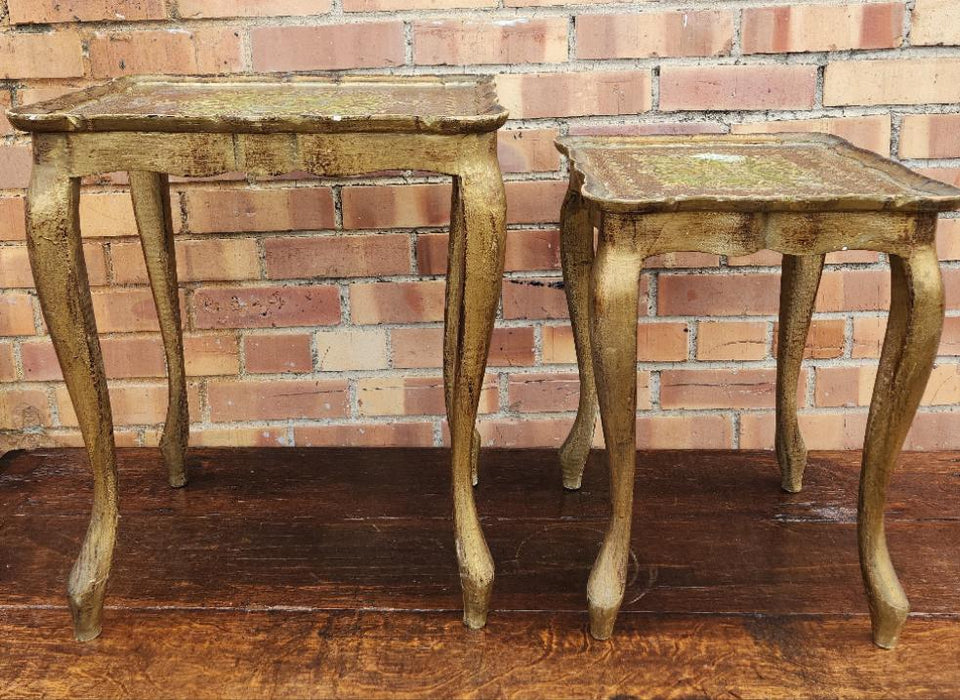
[34,131,497,179]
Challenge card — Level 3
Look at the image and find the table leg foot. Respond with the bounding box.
[130,171,188,489]
[27,157,118,643]
[859,241,942,650]
[775,254,824,493]
[559,185,598,491]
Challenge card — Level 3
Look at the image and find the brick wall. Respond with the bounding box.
[2,0,960,453]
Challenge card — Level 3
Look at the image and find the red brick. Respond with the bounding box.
[342,184,450,230]
[79,192,138,238]
[568,122,726,137]
[661,368,793,410]
[730,115,892,156]
[357,374,497,416]
[178,0,331,18]
[772,318,846,360]
[904,411,960,450]
[577,10,734,59]
[501,277,569,320]
[190,427,291,448]
[414,18,567,65]
[244,333,313,374]
[824,59,960,106]
[498,129,561,174]
[477,416,574,448]
[814,366,874,408]
[899,114,960,159]
[938,219,960,261]
[391,326,535,368]
[658,273,781,316]
[0,92,12,135]
[0,246,34,288]
[8,0,166,23]
[345,0,494,8]
[0,145,32,189]
[315,328,388,370]
[739,411,869,450]
[742,3,902,53]
[89,29,243,78]
[295,422,434,447]
[0,294,36,336]
[207,379,348,422]
[350,280,444,324]
[0,387,51,428]
[112,238,261,284]
[496,71,651,119]
[194,286,340,330]
[251,23,404,72]
[660,65,817,111]
[183,188,335,234]
[696,321,768,361]
[637,414,734,449]
[815,270,889,312]
[0,342,15,381]
[508,371,651,412]
[911,0,960,46]
[540,321,688,363]
[265,234,410,279]
[56,383,184,427]
[0,31,84,79]
[23,334,237,380]
[0,198,26,241]
[505,180,567,225]
[417,228,560,275]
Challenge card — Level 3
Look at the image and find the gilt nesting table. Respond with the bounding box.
[556,133,960,649]
[7,74,508,641]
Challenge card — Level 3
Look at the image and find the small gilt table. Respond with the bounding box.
[556,133,960,648]
[7,74,508,641]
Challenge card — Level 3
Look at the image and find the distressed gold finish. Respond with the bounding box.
[556,133,960,648]
[8,74,508,640]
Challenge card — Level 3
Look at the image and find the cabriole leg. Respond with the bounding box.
[860,242,943,649]
[443,178,482,487]
[775,254,824,492]
[130,171,188,488]
[586,218,643,640]
[558,184,598,490]
[27,157,118,642]
[448,146,506,629]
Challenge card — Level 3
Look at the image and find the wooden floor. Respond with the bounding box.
[0,447,958,699]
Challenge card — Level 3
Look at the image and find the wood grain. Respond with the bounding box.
[0,447,958,698]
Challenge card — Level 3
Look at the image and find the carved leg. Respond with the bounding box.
[130,172,188,488]
[586,218,642,640]
[27,158,118,642]
[443,177,483,487]
[775,254,824,492]
[449,147,506,628]
[558,184,598,490]
[860,242,943,649]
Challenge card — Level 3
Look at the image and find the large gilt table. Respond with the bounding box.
[556,133,960,648]
[7,74,508,641]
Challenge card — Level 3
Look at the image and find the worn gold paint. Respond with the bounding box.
[8,74,508,641]
[557,133,960,649]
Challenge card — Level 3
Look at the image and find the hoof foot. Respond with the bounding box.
[69,580,107,642]
[588,602,619,640]
[461,577,492,630]
[871,601,909,649]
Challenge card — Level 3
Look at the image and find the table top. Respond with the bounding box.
[557,134,960,213]
[6,74,509,135]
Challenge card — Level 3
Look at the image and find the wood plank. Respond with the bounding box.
[1,608,958,699]
[3,448,958,522]
[1,450,957,615]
